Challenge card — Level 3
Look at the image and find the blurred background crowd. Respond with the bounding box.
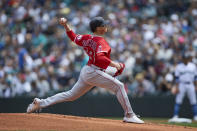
[0,0,197,98]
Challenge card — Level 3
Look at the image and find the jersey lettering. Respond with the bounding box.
[82,39,97,51]
[74,34,111,65]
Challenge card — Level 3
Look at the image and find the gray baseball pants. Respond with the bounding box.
[38,65,134,117]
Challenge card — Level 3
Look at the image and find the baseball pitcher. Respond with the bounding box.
[172,53,197,121]
[26,17,144,123]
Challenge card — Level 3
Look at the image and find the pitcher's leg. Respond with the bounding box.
[115,81,134,117]
[88,70,144,123]
[39,78,93,108]
[90,70,134,117]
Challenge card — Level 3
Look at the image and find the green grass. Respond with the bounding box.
[143,118,197,128]
[164,122,197,127]
[101,117,197,128]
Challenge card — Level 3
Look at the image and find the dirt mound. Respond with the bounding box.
[0,113,195,131]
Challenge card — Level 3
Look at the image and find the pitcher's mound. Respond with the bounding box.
[0,113,194,131]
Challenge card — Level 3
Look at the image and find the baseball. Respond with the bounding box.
[60,18,66,23]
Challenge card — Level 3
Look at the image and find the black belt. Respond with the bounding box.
[182,82,192,84]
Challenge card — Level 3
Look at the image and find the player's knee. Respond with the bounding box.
[65,90,78,101]
[118,82,124,88]
[115,82,124,92]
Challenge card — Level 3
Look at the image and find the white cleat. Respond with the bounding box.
[26,98,41,113]
[123,115,144,124]
[172,115,178,119]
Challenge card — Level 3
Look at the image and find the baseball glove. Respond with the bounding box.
[113,63,125,77]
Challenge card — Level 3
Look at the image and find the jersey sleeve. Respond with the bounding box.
[96,38,110,54]
[66,30,83,46]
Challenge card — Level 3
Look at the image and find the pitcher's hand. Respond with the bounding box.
[59,17,68,26]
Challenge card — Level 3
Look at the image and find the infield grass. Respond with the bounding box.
[101,117,197,128]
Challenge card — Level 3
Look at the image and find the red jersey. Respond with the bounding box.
[66,30,111,69]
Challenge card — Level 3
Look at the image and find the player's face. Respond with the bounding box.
[96,26,108,35]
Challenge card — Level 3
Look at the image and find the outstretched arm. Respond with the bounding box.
[59,17,78,43]
[59,18,72,32]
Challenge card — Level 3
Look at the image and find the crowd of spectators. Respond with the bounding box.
[0,0,197,98]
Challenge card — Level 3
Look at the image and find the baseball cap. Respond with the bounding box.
[89,17,109,32]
